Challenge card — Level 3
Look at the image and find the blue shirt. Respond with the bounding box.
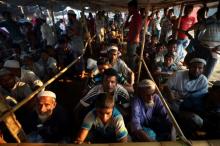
[131,94,172,133]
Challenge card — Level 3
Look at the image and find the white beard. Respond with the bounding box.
[145,100,155,108]
[38,114,49,123]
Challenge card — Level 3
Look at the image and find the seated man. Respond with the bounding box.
[38,50,58,80]
[74,68,130,127]
[75,93,128,143]
[154,53,177,84]
[107,45,135,87]
[163,58,208,114]
[3,60,43,90]
[20,91,70,143]
[0,68,32,105]
[131,79,173,141]
[86,57,129,93]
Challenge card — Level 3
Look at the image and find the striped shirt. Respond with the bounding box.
[81,108,128,141]
[80,84,130,108]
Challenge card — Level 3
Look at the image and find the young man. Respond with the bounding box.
[154,53,177,84]
[124,0,142,70]
[75,93,128,143]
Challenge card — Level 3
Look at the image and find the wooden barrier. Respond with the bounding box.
[0,140,220,146]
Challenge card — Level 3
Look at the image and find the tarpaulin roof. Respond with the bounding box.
[1,0,219,12]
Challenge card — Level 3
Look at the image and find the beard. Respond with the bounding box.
[38,114,50,123]
[145,100,155,108]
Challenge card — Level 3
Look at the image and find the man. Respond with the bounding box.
[163,58,208,114]
[176,5,195,62]
[20,91,69,143]
[38,50,58,80]
[124,0,142,70]
[3,60,43,90]
[154,53,177,84]
[75,93,128,143]
[74,68,130,127]
[131,79,173,141]
[107,45,135,87]
[160,8,174,43]
[197,2,220,78]
[0,68,32,105]
[79,68,129,110]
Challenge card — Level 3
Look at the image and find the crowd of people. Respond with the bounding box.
[0,0,220,144]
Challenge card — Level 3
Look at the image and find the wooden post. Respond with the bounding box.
[175,3,184,40]
[137,3,150,83]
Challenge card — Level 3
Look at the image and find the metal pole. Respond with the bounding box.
[141,58,192,146]
[137,2,150,83]
[0,35,96,122]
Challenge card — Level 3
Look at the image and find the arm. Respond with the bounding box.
[132,129,155,142]
[124,14,131,28]
[74,128,89,144]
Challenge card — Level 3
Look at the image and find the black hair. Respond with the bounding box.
[95,93,115,109]
[97,57,109,66]
[128,0,138,8]
[164,52,175,59]
[167,39,177,46]
[103,68,118,79]
[184,5,194,16]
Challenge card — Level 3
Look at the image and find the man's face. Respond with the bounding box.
[139,87,155,103]
[108,50,118,63]
[41,52,48,61]
[103,76,117,93]
[189,62,204,78]
[0,74,15,89]
[164,57,174,67]
[36,96,56,120]
[96,107,113,124]
[168,44,177,52]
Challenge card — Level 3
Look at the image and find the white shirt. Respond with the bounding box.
[17,69,43,89]
[112,59,132,80]
[41,23,56,46]
[166,70,208,99]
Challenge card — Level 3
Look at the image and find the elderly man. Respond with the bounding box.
[3,60,43,90]
[20,90,69,143]
[0,68,32,105]
[131,79,173,141]
[163,57,208,114]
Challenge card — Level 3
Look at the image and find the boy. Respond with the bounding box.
[75,93,128,143]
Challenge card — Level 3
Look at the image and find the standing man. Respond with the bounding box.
[124,0,142,70]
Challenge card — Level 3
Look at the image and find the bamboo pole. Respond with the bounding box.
[137,2,150,84]
[0,35,96,122]
[141,58,192,146]
[175,3,184,40]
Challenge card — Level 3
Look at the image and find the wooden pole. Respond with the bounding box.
[175,3,184,40]
[137,2,150,83]
[141,58,192,146]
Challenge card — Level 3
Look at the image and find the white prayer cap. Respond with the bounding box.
[0,68,11,77]
[37,91,56,99]
[190,58,206,65]
[3,60,20,68]
[107,45,118,52]
[138,79,156,90]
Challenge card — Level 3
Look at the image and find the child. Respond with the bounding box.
[75,93,128,143]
